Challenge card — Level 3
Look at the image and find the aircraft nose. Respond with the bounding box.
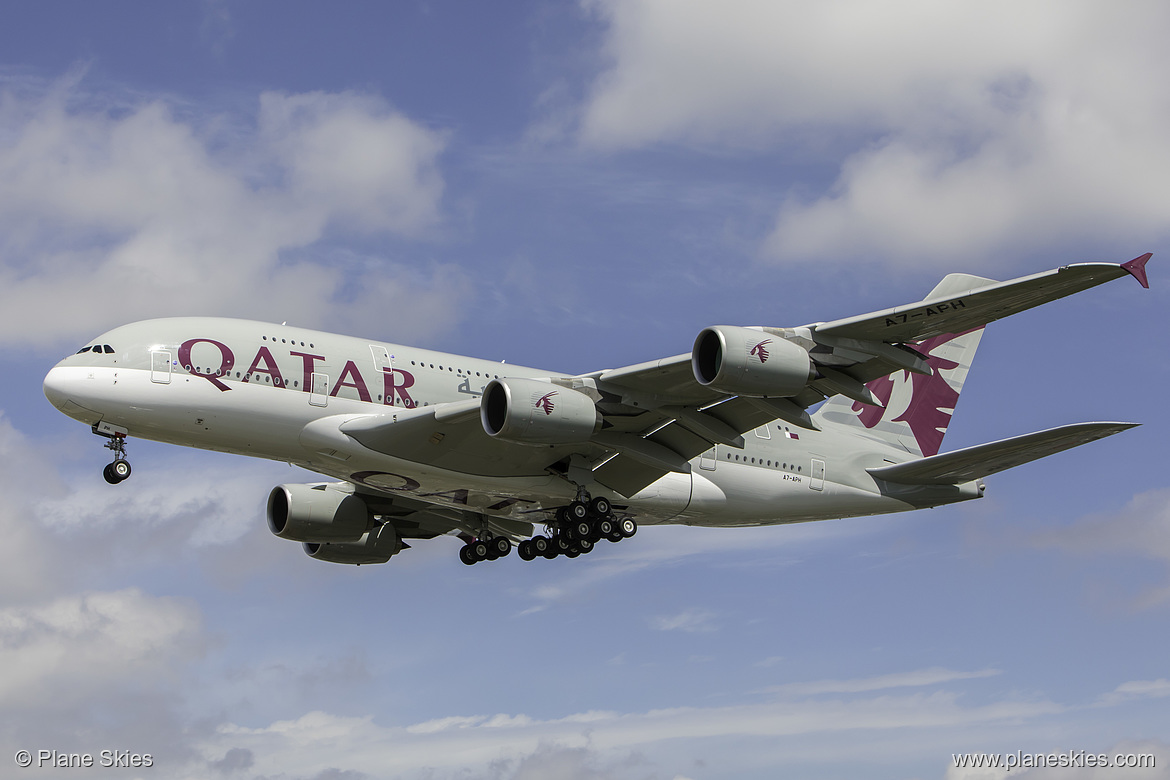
[43,365,74,411]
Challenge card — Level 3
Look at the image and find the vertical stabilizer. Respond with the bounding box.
[814,328,985,457]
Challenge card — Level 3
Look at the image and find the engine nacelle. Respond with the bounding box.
[267,483,371,543]
[481,377,600,444]
[303,523,401,565]
[692,326,812,398]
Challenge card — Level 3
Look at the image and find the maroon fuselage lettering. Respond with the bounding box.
[290,351,325,392]
[331,360,372,402]
[244,346,286,387]
[178,338,235,391]
[382,368,416,407]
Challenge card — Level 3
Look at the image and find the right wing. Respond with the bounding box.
[812,254,1150,343]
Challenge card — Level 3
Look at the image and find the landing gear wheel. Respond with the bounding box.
[532,536,550,556]
[103,460,131,484]
[492,537,512,558]
[618,518,637,538]
[459,544,477,565]
[111,459,131,481]
[518,540,536,561]
[576,538,594,554]
[589,496,611,518]
[595,518,614,538]
[606,530,623,543]
[471,540,490,561]
[572,519,592,540]
[565,547,581,558]
[568,501,589,521]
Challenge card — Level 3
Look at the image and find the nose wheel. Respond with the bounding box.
[103,458,132,484]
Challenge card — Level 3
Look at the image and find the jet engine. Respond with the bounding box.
[692,326,813,398]
[267,483,371,543]
[480,377,601,445]
[303,523,401,565]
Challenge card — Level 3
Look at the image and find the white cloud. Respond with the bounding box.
[0,414,63,600]
[763,667,1001,697]
[196,687,1063,779]
[1098,678,1170,706]
[259,91,446,235]
[650,607,716,633]
[1029,487,1170,608]
[518,521,868,614]
[578,0,1170,267]
[0,79,467,348]
[0,588,202,708]
[34,454,290,546]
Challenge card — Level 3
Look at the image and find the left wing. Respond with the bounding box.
[867,422,1138,485]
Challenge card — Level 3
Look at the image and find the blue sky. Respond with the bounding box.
[1,2,1168,779]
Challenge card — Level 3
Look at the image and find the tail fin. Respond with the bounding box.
[814,327,984,456]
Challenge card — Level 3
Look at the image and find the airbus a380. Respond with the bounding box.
[43,255,1151,567]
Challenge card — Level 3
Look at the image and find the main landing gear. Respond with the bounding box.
[520,496,637,562]
[459,535,512,565]
[94,424,132,485]
[458,494,637,566]
[515,501,637,562]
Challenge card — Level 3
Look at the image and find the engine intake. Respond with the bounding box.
[267,483,371,543]
[303,523,401,565]
[481,377,600,445]
[692,326,812,398]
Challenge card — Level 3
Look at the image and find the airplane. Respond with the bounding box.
[43,254,1151,567]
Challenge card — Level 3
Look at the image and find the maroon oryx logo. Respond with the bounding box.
[535,391,557,415]
[750,339,772,363]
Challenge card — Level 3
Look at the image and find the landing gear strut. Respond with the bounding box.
[94,424,132,485]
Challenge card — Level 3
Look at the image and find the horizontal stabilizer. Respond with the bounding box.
[867,422,1138,485]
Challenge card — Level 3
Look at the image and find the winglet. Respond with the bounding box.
[1121,252,1152,289]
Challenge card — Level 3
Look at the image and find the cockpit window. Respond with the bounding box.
[76,346,92,354]
[103,345,115,354]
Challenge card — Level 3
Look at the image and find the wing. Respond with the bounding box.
[353,487,535,542]
[315,255,1150,501]
[867,422,1138,485]
[813,255,1150,343]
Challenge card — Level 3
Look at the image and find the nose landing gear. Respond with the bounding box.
[93,423,132,484]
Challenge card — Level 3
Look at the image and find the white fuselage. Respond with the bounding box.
[44,318,943,528]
